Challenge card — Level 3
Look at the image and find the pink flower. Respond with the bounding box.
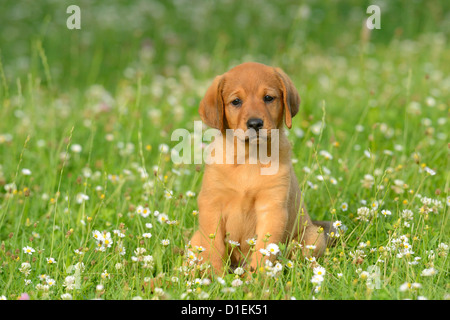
[18,293,30,300]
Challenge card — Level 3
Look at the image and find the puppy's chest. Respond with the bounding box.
[217,164,277,192]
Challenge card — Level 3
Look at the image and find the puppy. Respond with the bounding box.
[189,62,334,276]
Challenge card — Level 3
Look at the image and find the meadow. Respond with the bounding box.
[0,0,448,300]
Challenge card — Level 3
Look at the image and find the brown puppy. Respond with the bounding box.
[189,62,334,276]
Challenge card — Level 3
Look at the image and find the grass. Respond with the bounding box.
[0,0,449,300]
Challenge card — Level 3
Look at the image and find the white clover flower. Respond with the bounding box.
[19,262,32,276]
[71,144,82,153]
[158,144,170,154]
[234,267,245,276]
[421,267,437,277]
[61,293,73,300]
[231,279,243,287]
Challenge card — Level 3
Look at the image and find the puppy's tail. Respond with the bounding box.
[312,220,338,247]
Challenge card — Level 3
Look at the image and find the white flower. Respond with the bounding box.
[234,267,245,276]
[140,206,151,218]
[161,239,170,246]
[76,193,89,204]
[421,267,437,277]
[401,209,414,220]
[61,293,73,300]
[46,278,56,286]
[23,246,35,255]
[19,262,32,276]
[425,96,436,107]
[164,190,173,199]
[143,233,152,239]
[359,271,370,279]
[313,266,326,276]
[157,213,169,224]
[319,150,333,160]
[185,191,196,198]
[266,243,280,256]
[399,282,410,292]
[71,144,82,153]
[101,270,110,279]
[63,276,76,290]
[356,206,374,222]
[333,220,342,228]
[46,257,56,264]
[381,209,391,217]
[231,279,243,287]
[311,274,324,285]
[228,240,240,247]
[158,144,170,154]
[340,203,348,211]
[370,200,379,210]
[21,168,32,176]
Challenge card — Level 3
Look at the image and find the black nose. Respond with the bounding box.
[246,118,264,131]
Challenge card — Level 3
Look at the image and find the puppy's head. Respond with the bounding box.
[199,62,300,136]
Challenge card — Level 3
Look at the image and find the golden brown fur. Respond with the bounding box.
[190,62,334,275]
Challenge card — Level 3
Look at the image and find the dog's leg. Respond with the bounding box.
[189,195,227,276]
[189,228,225,276]
[249,196,289,272]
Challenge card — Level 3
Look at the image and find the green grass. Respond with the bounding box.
[0,0,449,300]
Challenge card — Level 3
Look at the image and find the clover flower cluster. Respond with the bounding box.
[92,230,113,252]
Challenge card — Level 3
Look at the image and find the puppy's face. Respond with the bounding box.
[199,62,300,138]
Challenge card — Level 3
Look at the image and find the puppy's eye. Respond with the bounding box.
[231,98,242,106]
[263,95,274,102]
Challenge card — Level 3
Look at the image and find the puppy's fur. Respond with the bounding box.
[190,62,334,275]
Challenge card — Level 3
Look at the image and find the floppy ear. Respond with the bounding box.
[274,68,300,129]
[198,75,225,130]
